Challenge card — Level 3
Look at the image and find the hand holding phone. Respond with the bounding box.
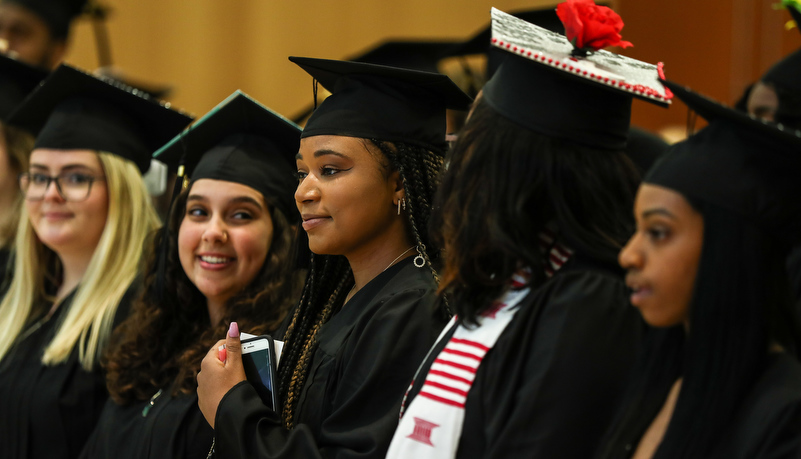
[241,335,279,411]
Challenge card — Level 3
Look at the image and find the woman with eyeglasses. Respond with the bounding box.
[0,65,191,459]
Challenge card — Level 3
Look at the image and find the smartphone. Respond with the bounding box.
[241,335,279,411]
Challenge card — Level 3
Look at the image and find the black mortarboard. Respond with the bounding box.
[482,8,671,151]
[291,41,457,123]
[289,56,473,153]
[786,1,801,33]
[8,64,193,173]
[0,53,47,119]
[349,40,458,73]
[645,80,801,244]
[1,0,87,39]
[154,90,300,221]
[762,49,801,95]
[625,126,669,175]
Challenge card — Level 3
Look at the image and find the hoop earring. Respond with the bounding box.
[414,244,426,268]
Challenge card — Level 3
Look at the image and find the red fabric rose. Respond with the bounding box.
[556,0,633,52]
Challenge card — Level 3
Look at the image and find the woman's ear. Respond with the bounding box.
[390,170,405,196]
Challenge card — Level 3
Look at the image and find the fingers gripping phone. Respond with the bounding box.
[241,335,279,411]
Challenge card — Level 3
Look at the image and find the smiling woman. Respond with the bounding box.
[0,64,191,459]
[79,91,303,459]
[196,58,472,459]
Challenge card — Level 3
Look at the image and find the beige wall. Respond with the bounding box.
[63,0,800,131]
[65,0,559,121]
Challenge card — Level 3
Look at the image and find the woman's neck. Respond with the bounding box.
[345,232,415,297]
[52,249,95,313]
[206,297,226,326]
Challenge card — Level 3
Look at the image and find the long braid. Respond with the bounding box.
[278,139,448,430]
[278,254,352,429]
[372,141,451,316]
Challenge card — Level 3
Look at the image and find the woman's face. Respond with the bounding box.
[295,135,404,257]
[178,179,273,307]
[25,149,109,255]
[746,81,779,123]
[618,183,704,328]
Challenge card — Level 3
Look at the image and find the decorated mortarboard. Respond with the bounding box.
[154,90,300,221]
[289,56,473,154]
[0,53,47,120]
[777,0,801,33]
[483,6,671,151]
[8,64,193,173]
[1,0,87,39]
[646,80,801,244]
[443,7,566,58]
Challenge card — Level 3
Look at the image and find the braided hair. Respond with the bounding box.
[276,139,447,429]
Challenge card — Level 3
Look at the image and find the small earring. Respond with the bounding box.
[397,197,406,215]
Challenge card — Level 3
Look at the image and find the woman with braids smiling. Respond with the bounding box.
[197,57,472,459]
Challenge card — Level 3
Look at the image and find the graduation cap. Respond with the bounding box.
[291,40,458,124]
[782,0,801,32]
[8,64,193,173]
[0,53,47,120]
[349,40,458,73]
[1,0,87,39]
[645,80,801,244]
[289,56,473,154]
[625,126,669,175]
[482,7,671,151]
[762,49,801,96]
[443,7,566,60]
[441,5,587,91]
[154,90,300,222]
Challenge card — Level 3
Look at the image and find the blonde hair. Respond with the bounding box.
[0,152,159,370]
[0,125,35,248]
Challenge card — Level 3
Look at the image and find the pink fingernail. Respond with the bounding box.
[228,321,239,337]
[218,344,227,362]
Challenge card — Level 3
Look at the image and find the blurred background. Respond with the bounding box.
[60,0,801,134]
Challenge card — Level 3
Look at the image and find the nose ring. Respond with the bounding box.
[221,230,229,243]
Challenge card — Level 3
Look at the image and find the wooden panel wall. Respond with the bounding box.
[63,0,801,132]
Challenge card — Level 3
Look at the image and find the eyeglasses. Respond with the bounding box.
[19,172,106,202]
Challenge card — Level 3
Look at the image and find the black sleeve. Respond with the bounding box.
[751,403,801,459]
[215,289,444,459]
[479,271,643,458]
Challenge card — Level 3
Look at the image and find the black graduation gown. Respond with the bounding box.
[400,255,644,458]
[213,256,447,459]
[79,390,213,459]
[603,352,801,458]
[0,287,135,459]
[717,353,801,458]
